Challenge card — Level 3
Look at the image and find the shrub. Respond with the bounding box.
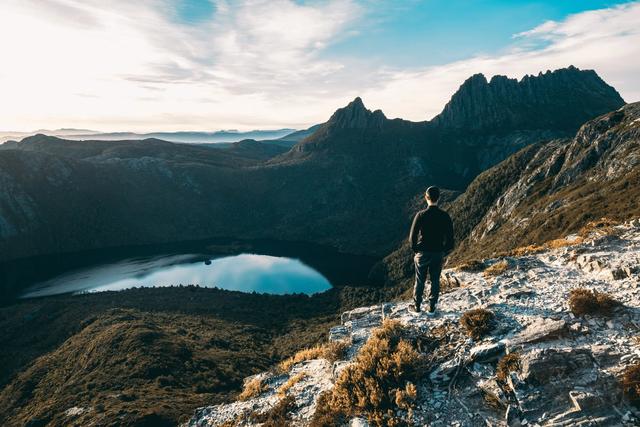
[253,394,297,427]
[311,319,423,426]
[622,362,640,406]
[568,288,620,317]
[496,353,521,382]
[460,309,495,340]
[278,372,307,396]
[279,340,349,372]
[309,392,345,427]
[238,377,268,401]
[483,260,510,278]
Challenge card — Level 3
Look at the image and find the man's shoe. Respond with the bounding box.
[426,309,437,318]
[409,304,421,314]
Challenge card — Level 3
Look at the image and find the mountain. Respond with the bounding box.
[376,102,639,287]
[432,65,624,132]
[448,101,639,262]
[0,67,626,276]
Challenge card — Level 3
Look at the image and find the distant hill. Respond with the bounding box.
[0,67,626,270]
[0,128,298,145]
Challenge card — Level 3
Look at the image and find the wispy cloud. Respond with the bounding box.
[0,0,638,131]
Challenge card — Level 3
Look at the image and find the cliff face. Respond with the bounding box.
[432,66,625,133]
[449,102,640,262]
[186,221,640,426]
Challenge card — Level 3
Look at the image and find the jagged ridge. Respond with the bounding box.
[431,66,625,132]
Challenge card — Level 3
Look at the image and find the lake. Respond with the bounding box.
[20,253,332,298]
[1,238,377,302]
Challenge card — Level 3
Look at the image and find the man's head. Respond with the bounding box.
[425,186,440,205]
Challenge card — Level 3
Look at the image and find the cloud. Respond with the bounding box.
[0,0,638,131]
[364,2,640,120]
[0,0,365,131]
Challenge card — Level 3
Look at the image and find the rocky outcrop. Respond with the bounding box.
[186,221,640,426]
[432,66,625,133]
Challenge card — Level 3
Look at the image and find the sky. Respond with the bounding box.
[0,0,639,132]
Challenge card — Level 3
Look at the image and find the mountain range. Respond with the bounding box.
[0,128,299,145]
[0,66,625,273]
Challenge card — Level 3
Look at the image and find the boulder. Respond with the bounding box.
[507,318,566,348]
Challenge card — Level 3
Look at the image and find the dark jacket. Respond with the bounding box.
[409,205,454,254]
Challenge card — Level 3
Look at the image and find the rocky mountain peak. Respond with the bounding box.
[432,66,625,133]
[325,97,387,130]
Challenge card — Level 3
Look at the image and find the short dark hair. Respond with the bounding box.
[426,186,440,202]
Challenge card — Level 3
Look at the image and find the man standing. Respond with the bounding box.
[409,186,454,315]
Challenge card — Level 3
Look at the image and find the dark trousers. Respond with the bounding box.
[413,251,444,311]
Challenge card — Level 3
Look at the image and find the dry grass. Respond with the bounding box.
[496,353,521,382]
[238,377,268,401]
[507,224,619,257]
[508,218,622,257]
[310,319,424,426]
[278,340,349,373]
[568,288,620,317]
[509,244,547,257]
[483,260,510,278]
[278,372,307,397]
[460,309,495,340]
[456,260,486,273]
[622,362,640,406]
[579,217,620,238]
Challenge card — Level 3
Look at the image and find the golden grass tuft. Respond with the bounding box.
[496,353,521,382]
[483,260,510,278]
[310,319,424,426]
[568,288,620,317]
[456,260,486,273]
[622,362,640,406]
[278,372,307,396]
[460,309,495,340]
[238,377,268,401]
[278,340,349,373]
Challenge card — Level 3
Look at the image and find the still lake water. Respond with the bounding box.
[20,253,333,298]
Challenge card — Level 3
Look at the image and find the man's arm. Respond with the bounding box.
[443,214,455,255]
[409,212,421,253]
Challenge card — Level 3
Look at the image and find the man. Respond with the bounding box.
[409,186,454,315]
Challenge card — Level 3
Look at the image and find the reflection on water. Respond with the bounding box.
[21,253,332,298]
